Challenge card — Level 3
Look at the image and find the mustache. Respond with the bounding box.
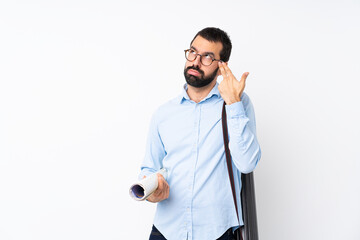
[185,66,204,76]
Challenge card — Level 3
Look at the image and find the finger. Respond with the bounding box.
[218,61,227,77]
[159,175,169,197]
[240,72,249,84]
[223,63,234,78]
[157,173,164,191]
[165,184,169,198]
[163,180,169,198]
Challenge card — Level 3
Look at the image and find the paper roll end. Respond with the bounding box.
[129,184,146,201]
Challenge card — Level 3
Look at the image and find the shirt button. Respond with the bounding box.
[187,207,190,212]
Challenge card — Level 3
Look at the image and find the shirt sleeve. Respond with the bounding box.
[225,93,261,173]
[138,110,166,180]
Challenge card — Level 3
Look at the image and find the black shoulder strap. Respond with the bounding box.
[222,101,259,240]
[222,102,239,220]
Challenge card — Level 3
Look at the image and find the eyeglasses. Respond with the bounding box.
[184,49,221,66]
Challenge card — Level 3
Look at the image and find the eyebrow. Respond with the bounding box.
[190,46,216,57]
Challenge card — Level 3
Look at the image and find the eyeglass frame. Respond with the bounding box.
[184,49,222,66]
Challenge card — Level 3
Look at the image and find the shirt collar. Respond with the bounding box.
[178,82,221,104]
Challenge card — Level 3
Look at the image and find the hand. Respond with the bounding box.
[218,61,249,105]
[146,173,170,203]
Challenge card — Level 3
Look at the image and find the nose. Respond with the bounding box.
[192,54,202,68]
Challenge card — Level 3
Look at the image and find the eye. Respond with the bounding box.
[189,50,197,55]
[204,54,213,59]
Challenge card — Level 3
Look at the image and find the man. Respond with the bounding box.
[139,27,261,240]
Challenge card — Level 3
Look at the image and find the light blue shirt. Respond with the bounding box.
[140,82,261,240]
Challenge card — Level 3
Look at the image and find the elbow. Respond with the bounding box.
[234,146,261,174]
[239,165,255,174]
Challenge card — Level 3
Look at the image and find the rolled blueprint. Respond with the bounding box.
[129,168,168,201]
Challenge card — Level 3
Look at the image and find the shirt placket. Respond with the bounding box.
[184,102,201,240]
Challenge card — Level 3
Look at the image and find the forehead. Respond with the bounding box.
[190,36,223,57]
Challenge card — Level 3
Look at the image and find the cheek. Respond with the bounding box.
[185,61,192,69]
[206,66,219,76]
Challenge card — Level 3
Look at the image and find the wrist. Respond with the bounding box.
[225,96,241,105]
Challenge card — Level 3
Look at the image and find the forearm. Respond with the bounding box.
[139,111,166,180]
[226,100,261,173]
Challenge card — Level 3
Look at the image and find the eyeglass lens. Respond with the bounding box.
[185,50,213,66]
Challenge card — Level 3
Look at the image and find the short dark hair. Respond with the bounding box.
[190,27,232,62]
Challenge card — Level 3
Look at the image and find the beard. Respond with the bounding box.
[184,66,219,88]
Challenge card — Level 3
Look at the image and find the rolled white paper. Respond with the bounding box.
[129,168,168,201]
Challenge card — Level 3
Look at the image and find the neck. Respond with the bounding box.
[186,80,216,103]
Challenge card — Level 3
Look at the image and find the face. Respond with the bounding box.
[184,36,223,88]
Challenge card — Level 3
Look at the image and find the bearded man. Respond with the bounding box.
[139,27,261,240]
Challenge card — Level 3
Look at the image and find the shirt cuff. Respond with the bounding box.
[138,168,156,180]
[225,101,246,118]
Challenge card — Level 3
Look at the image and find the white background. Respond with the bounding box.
[0,1,359,239]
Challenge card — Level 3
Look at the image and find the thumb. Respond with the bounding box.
[240,72,249,84]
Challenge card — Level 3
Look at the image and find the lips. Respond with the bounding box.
[187,69,201,77]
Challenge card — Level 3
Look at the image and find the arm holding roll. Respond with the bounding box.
[133,109,169,202]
